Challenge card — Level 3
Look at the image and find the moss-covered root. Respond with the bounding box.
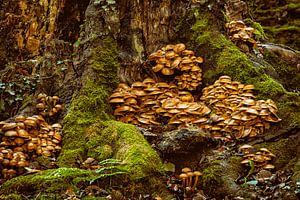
[57,36,119,167]
[94,121,164,180]
[0,168,94,197]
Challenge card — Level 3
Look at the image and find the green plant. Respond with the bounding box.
[88,159,128,185]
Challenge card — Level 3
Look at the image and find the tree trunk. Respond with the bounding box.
[0,0,299,199]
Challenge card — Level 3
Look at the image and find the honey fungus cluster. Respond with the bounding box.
[225,20,256,48]
[0,94,62,180]
[36,93,62,117]
[239,144,275,171]
[110,78,211,128]
[200,76,281,139]
[110,44,281,140]
[149,43,203,91]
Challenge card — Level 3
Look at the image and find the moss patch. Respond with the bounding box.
[58,36,119,167]
[0,168,94,196]
[255,138,298,169]
[97,121,164,180]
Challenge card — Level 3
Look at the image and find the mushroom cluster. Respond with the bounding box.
[179,167,203,191]
[239,144,275,171]
[110,78,211,128]
[148,43,203,91]
[0,95,62,179]
[200,76,281,139]
[225,20,256,50]
[36,93,62,117]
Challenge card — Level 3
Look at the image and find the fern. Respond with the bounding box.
[89,158,128,185]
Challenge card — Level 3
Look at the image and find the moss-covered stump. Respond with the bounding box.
[0,168,94,198]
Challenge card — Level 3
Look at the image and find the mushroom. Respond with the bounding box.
[187,172,194,188]
[192,171,203,190]
[179,173,188,188]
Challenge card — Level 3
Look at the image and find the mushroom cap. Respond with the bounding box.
[165,51,176,59]
[193,171,203,176]
[15,115,26,122]
[125,98,138,105]
[245,108,259,115]
[5,130,18,137]
[132,82,146,88]
[195,56,204,63]
[52,123,62,129]
[114,106,135,114]
[171,59,181,68]
[156,82,170,88]
[24,119,37,127]
[242,99,256,106]
[174,43,186,53]
[152,64,164,72]
[161,68,175,76]
[109,98,125,104]
[137,117,150,125]
[179,173,188,179]
[192,117,208,124]
[182,50,194,56]
[263,164,275,169]
[37,93,47,100]
[177,102,190,109]
[240,159,250,164]
[191,65,201,72]
[219,75,231,80]
[52,96,60,101]
[143,78,156,84]
[2,123,17,131]
[243,84,255,90]
[148,51,164,60]
[144,86,160,92]
[187,172,195,178]
[132,90,147,97]
[110,92,125,99]
[259,148,271,153]
[239,144,253,150]
[182,167,192,173]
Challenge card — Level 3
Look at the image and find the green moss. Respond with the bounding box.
[292,159,300,182]
[104,121,164,180]
[58,36,119,167]
[91,37,119,86]
[277,93,300,127]
[244,18,267,40]
[256,139,298,169]
[0,168,94,196]
[0,194,23,200]
[202,161,223,187]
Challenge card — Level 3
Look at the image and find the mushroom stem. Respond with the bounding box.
[192,171,202,190]
[192,176,199,190]
[187,172,194,188]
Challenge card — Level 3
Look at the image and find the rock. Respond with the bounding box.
[156,127,212,154]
